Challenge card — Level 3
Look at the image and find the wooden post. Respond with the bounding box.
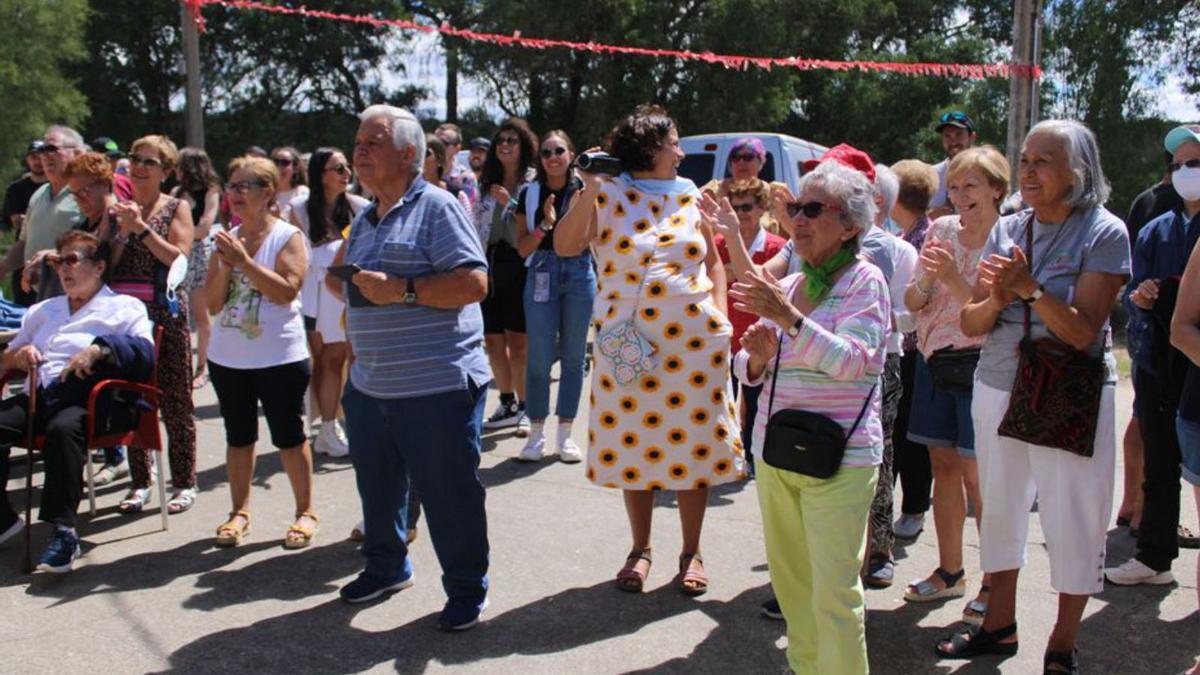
[181,0,205,148]
[1007,0,1042,186]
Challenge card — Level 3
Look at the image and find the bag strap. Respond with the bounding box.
[1022,212,1034,339]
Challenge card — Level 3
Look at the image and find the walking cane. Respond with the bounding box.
[21,367,37,574]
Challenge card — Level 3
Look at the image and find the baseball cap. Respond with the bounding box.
[935,111,975,133]
[1165,124,1200,155]
[802,143,877,183]
[91,136,123,158]
[469,137,491,150]
[26,140,45,155]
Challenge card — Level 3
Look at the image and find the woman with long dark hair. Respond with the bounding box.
[289,147,368,457]
[271,145,308,221]
[473,118,538,436]
[172,147,221,388]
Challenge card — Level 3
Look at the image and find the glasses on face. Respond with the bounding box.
[48,251,93,269]
[225,180,267,194]
[324,164,351,176]
[274,157,295,167]
[730,152,760,163]
[540,147,567,158]
[1169,158,1200,172]
[496,136,520,146]
[71,182,110,200]
[129,155,162,169]
[37,143,77,155]
[730,202,759,213]
[786,201,841,219]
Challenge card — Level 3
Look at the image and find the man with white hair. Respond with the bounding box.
[0,125,83,284]
[328,105,493,630]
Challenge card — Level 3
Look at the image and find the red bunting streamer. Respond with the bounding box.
[184,0,1042,81]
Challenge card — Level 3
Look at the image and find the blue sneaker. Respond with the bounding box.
[339,572,414,604]
[37,529,80,574]
[437,596,489,632]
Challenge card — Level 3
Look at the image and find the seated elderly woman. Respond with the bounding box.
[0,230,154,573]
[728,161,890,675]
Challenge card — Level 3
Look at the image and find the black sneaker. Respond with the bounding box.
[339,571,414,604]
[760,596,784,620]
[483,401,521,430]
[437,596,488,631]
[37,528,80,574]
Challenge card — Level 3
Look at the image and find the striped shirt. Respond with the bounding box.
[733,261,890,467]
[344,176,491,399]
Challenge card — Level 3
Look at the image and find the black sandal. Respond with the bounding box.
[935,622,1018,659]
[1043,648,1079,674]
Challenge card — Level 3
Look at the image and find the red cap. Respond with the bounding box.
[802,143,876,183]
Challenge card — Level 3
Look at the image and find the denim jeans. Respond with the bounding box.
[522,250,596,421]
[343,378,490,603]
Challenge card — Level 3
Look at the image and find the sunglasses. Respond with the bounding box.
[70,182,110,200]
[540,147,567,158]
[129,155,162,169]
[48,251,94,269]
[496,136,520,146]
[324,164,351,176]
[1169,158,1200,172]
[939,111,970,124]
[731,203,759,213]
[730,152,760,163]
[225,180,267,194]
[274,157,295,167]
[786,201,841,219]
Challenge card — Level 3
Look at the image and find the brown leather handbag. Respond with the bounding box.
[995,216,1106,457]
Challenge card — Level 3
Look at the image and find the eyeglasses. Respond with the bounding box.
[730,203,759,213]
[70,182,110,200]
[48,251,93,269]
[129,155,162,169]
[274,157,295,167]
[540,147,567,158]
[324,164,351,176]
[225,180,267,194]
[496,136,520,146]
[36,143,76,154]
[730,153,760,163]
[1169,158,1200,172]
[786,201,841,219]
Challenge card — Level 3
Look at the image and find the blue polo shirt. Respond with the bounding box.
[1124,208,1200,373]
[344,176,491,398]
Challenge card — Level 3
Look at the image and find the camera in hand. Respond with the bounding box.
[575,152,623,176]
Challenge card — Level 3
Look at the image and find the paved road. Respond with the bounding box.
[0,375,1196,674]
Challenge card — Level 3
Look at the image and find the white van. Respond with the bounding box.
[677,133,828,193]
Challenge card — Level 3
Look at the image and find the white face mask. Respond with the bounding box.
[1173,166,1200,202]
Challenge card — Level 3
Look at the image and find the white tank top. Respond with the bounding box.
[207,219,309,369]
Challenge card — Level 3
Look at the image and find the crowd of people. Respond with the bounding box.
[0,106,1197,674]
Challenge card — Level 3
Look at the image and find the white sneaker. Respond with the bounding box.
[323,420,350,457]
[515,412,531,438]
[517,434,545,462]
[92,462,130,487]
[894,513,925,541]
[559,438,583,464]
[312,424,331,456]
[1104,558,1174,585]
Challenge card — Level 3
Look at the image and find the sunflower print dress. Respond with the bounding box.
[586,175,747,491]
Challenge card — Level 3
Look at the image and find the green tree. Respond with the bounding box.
[0,0,89,180]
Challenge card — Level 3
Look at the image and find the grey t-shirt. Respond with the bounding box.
[976,207,1131,391]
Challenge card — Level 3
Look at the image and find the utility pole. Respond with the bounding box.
[181,0,205,148]
[1007,0,1042,186]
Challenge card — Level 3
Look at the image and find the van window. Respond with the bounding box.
[723,153,776,183]
[678,154,716,187]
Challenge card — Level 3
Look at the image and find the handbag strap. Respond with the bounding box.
[1022,212,1034,339]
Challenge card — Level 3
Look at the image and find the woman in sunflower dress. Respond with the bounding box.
[556,106,746,596]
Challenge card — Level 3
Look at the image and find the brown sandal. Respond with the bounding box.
[616,548,652,592]
[284,511,319,550]
[215,510,251,548]
[678,552,708,596]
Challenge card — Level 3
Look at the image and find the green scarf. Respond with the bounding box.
[800,247,857,303]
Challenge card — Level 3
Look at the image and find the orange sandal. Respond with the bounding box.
[678,552,708,596]
[616,548,652,592]
[284,511,319,550]
[215,510,251,547]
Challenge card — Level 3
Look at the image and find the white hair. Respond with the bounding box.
[1027,119,1111,208]
[358,104,425,173]
[873,163,898,224]
[800,162,878,251]
[44,124,84,149]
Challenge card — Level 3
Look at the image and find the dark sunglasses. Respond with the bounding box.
[496,136,520,146]
[48,251,94,268]
[36,144,63,154]
[540,147,568,158]
[786,201,841,219]
[225,180,267,194]
[939,111,970,124]
[324,164,351,176]
[1169,158,1200,172]
[731,203,759,213]
[730,152,760,163]
[129,155,162,168]
[273,157,295,167]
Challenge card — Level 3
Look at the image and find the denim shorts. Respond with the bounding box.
[1175,415,1200,487]
[907,352,975,458]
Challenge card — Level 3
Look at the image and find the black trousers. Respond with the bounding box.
[0,395,88,528]
[1133,365,1182,572]
[731,374,762,477]
[893,350,932,515]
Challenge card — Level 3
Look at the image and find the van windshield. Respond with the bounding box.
[678,154,715,187]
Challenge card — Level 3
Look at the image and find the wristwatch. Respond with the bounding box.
[786,316,805,338]
[136,228,152,242]
[402,277,418,305]
[1023,284,1045,304]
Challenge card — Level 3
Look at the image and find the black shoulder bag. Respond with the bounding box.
[760,331,877,479]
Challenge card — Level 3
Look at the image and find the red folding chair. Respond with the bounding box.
[2,327,166,571]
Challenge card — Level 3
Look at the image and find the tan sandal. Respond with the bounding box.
[616,548,652,593]
[678,552,708,596]
[215,510,250,547]
[284,511,319,550]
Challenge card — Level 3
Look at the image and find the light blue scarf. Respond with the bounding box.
[619,172,700,197]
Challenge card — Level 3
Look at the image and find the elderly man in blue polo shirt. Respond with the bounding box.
[328,104,492,631]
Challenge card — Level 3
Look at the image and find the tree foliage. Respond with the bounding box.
[0,0,89,178]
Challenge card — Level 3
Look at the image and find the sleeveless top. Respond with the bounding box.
[207,219,309,369]
[111,197,188,317]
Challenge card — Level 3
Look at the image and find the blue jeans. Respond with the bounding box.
[522,250,596,421]
[343,378,490,603]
